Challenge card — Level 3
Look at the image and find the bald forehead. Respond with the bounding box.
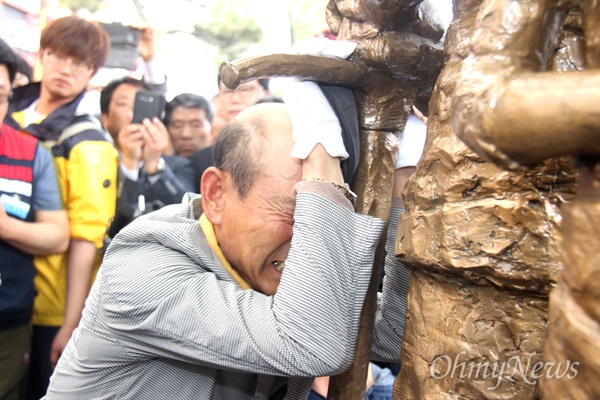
[238,103,298,174]
[238,103,289,126]
[238,103,293,142]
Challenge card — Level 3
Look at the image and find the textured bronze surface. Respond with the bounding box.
[393,0,582,397]
[395,270,548,399]
[220,55,370,90]
[540,155,600,399]
[560,166,600,322]
[452,0,600,169]
[396,155,576,293]
[540,279,600,399]
[437,0,599,399]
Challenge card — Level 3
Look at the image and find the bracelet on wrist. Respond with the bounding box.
[301,177,357,207]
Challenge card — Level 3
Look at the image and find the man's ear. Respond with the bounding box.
[100,112,108,130]
[201,167,226,226]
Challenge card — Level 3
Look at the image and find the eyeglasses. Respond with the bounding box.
[219,85,262,99]
[0,91,13,106]
[43,50,93,76]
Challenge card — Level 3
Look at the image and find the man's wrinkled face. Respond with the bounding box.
[217,80,265,121]
[40,48,94,101]
[215,107,300,296]
[101,83,138,142]
[168,106,212,157]
[219,172,299,296]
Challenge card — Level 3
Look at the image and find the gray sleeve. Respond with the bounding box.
[102,194,385,377]
[372,206,411,362]
[32,144,63,211]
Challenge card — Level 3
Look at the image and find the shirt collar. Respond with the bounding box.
[199,213,251,290]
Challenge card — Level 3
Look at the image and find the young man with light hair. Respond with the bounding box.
[2,16,118,399]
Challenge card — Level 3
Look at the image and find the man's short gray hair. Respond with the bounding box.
[213,117,266,198]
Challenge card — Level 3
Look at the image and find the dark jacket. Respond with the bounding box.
[190,146,214,193]
[119,155,195,206]
[108,155,196,238]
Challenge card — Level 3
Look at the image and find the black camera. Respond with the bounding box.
[99,22,140,70]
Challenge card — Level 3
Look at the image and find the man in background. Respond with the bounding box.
[44,63,414,398]
[210,75,269,140]
[164,93,213,158]
[100,77,195,238]
[190,78,271,191]
[2,16,119,399]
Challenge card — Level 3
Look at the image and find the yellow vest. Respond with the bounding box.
[32,137,118,326]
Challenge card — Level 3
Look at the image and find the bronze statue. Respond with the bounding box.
[452,0,600,398]
[219,0,598,398]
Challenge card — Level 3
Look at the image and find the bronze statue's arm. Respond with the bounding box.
[220,54,374,90]
[452,0,600,169]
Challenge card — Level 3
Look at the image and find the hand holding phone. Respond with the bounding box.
[132,90,166,124]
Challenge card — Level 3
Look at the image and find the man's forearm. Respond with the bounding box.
[0,211,69,255]
[64,239,97,329]
[371,166,417,361]
[301,144,345,185]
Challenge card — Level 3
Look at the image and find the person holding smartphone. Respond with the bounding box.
[99,77,196,238]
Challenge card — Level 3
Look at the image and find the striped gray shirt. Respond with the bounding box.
[45,185,408,399]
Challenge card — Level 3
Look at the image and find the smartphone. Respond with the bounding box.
[132,91,166,124]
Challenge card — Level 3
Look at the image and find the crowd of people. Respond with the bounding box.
[0,15,427,400]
